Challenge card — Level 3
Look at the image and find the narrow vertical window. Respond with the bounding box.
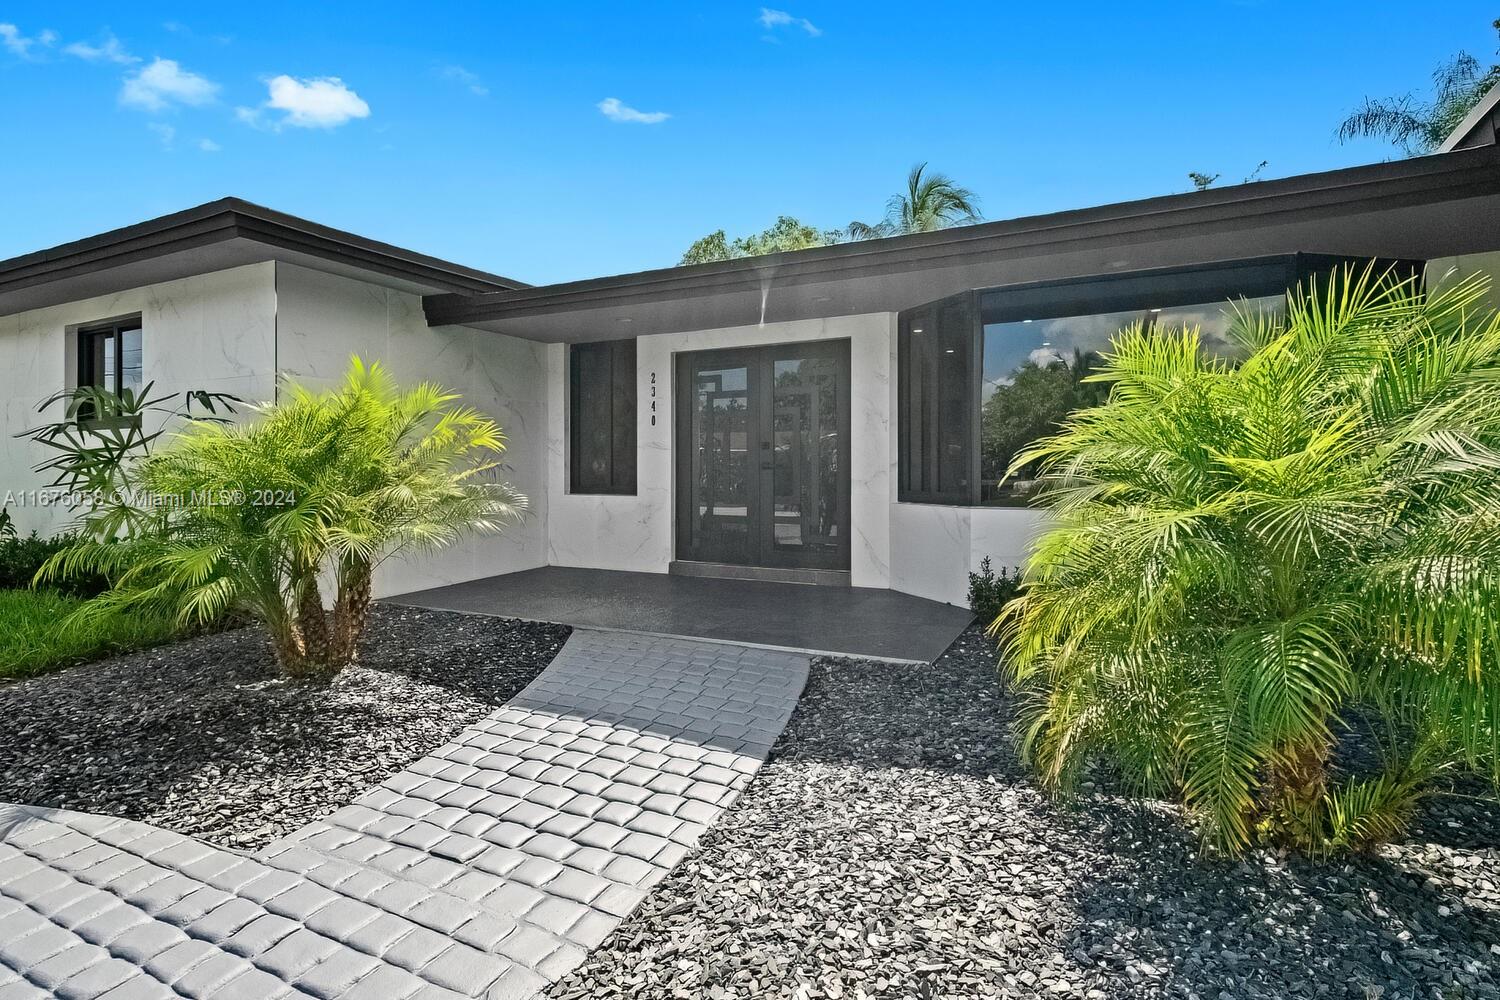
[570,339,637,494]
[897,292,977,504]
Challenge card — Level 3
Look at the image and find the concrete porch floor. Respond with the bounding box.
[386,566,976,664]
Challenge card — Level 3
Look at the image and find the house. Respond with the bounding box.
[3,142,1500,608]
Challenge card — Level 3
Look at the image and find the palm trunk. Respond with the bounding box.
[293,577,331,678]
[329,560,373,667]
[1261,738,1331,850]
[271,630,313,678]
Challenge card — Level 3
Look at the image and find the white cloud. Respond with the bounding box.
[0,23,56,59]
[197,137,221,152]
[439,64,487,96]
[597,96,669,125]
[163,21,232,44]
[120,57,218,111]
[758,8,821,36]
[253,74,370,128]
[147,122,175,149]
[64,32,137,64]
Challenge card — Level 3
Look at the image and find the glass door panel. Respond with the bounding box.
[684,357,754,565]
[766,349,847,566]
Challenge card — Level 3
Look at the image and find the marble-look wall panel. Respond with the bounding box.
[273,263,548,598]
[886,503,1049,606]
[0,263,277,536]
[544,314,896,588]
[889,502,974,605]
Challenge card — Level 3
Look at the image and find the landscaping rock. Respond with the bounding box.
[547,625,1500,1000]
[0,604,569,850]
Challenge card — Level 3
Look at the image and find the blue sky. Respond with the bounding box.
[0,2,1495,286]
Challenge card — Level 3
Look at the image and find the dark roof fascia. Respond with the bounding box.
[0,197,527,299]
[424,144,1500,326]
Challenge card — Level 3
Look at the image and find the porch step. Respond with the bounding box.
[667,560,850,587]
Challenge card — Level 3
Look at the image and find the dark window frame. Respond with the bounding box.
[569,338,638,495]
[77,317,144,397]
[896,254,1422,506]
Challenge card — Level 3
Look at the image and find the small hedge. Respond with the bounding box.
[968,557,1022,626]
[0,528,111,597]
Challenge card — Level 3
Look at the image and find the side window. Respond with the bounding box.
[78,318,144,398]
[569,339,637,495]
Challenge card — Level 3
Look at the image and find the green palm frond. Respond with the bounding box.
[1003,263,1500,855]
[47,353,529,676]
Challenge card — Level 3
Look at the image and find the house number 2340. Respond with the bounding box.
[650,372,657,426]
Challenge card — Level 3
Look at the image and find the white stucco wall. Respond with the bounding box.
[0,262,278,536]
[272,263,549,598]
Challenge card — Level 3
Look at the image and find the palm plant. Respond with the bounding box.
[845,163,981,239]
[41,358,525,678]
[996,265,1500,856]
[1338,21,1500,155]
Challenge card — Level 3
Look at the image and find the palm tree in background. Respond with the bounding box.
[1338,19,1500,155]
[845,163,981,239]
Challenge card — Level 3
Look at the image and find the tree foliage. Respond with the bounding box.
[846,162,981,239]
[40,358,526,679]
[678,163,982,263]
[996,266,1500,856]
[1338,19,1500,155]
[680,216,838,265]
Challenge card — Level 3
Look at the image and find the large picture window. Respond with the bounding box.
[897,255,1418,506]
[569,339,637,495]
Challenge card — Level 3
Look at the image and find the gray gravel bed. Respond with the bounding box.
[548,625,1500,1000]
[0,604,569,851]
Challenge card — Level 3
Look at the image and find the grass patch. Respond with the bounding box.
[0,589,180,680]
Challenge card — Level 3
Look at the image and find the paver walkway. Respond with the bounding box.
[0,630,809,1000]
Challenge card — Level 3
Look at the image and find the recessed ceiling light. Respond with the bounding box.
[617,317,633,324]
[912,326,924,333]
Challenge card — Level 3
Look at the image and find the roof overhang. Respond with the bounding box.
[0,198,526,318]
[426,144,1500,343]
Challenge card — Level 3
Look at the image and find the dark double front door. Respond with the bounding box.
[675,339,851,572]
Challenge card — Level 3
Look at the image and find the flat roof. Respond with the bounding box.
[0,197,525,317]
[425,143,1500,342]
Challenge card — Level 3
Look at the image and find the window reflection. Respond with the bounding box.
[980,295,1282,504]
